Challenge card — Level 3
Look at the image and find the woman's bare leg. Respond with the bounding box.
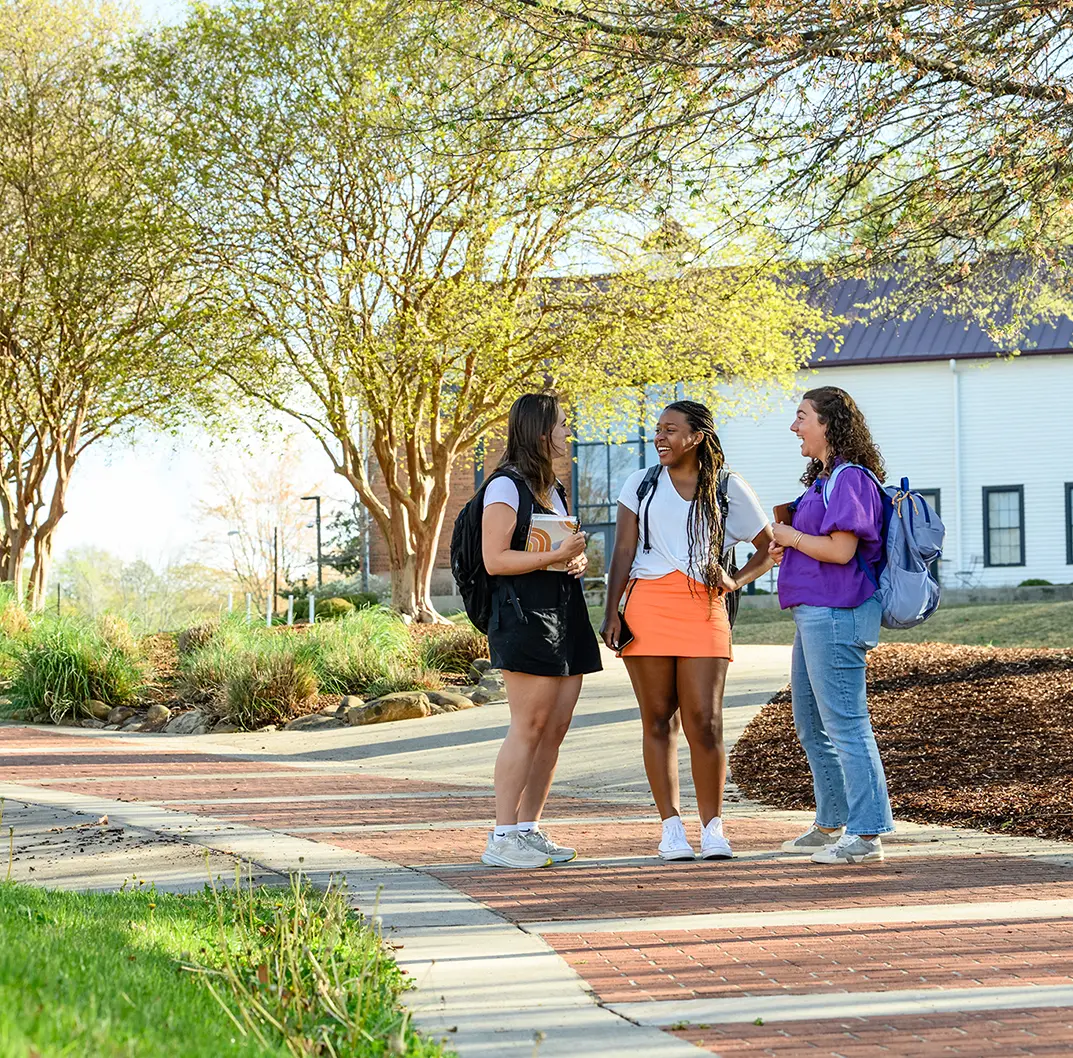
[624,656,682,819]
[676,657,730,826]
[518,674,583,822]
[494,670,575,826]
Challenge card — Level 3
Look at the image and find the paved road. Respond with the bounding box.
[3,643,1073,1057]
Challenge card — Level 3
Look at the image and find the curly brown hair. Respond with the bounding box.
[800,386,886,487]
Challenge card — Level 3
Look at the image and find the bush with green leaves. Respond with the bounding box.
[315,596,354,620]
[5,616,149,723]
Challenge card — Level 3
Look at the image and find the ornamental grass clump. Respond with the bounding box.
[6,616,148,723]
[219,648,318,729]
[416,623,488,676]
[305,608,433,697]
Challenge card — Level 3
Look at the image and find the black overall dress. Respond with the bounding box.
[486,478,603,678]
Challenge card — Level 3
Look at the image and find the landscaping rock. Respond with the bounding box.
[119,715,146,732]
[146,703,171,725]
[480,667,504,686]
[81,718,106,729]
[86,699,112,721]
[425,690,476,712]
[470,685,505,705]
[211,720,242,733]
[106,706,135,726]
[284,713,345,732]
[339,695,363,711]
[345,691,430,726]
[259,724,278,732]
[471,657,492,673]
[164,711,210,736]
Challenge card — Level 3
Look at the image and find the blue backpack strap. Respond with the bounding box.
[820,462,884,587]
[636,465,662,553]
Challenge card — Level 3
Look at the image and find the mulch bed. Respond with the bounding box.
[729,642,1073,843]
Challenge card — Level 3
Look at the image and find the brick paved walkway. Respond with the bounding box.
[3,646,1073,1057]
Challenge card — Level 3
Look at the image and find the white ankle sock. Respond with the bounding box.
[493,824,519,840]
[517,821,538,834]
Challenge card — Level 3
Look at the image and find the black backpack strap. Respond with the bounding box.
[636,465,662,553]
[716,468,732,560]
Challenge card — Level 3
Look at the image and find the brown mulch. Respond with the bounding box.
[729,642,1073,843]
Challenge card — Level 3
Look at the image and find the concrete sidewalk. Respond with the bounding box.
[3,643,1073,1057]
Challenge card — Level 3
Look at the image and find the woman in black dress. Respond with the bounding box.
[480,394,603,868]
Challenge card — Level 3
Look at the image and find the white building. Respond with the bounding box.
[573,279,1073,588]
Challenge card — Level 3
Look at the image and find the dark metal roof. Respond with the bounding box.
[809,274,1073,367]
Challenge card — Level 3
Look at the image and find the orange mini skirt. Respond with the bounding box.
[619,570,732,659]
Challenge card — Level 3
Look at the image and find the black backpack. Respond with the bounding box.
[449,469,567,633]
[637,465,741,627]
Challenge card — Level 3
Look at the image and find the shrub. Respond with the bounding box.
[315,596,354,620]
[305,608,431,697]
[417,623,489,675]
[1019,579,1053,587]
[341,591,380,610]
[95,613,138,656]
[177,622,217,656]
[6,617,148,723]
[219,648,318,729]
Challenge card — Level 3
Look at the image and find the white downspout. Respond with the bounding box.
[949,358,963,572]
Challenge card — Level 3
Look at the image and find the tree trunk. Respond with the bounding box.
[26,530,54,612]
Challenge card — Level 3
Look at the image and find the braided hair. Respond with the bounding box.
[664,400,726,605]
[799,387,885,487]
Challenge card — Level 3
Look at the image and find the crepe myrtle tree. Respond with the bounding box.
[129,0,831,621]
[0,0,236,608]
[479,0,1073,331]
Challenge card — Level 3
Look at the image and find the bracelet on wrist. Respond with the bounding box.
[792,530,804,549]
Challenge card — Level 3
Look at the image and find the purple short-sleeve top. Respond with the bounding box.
[777,465,884,610]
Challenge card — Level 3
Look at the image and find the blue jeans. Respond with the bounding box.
[790,596,894,836]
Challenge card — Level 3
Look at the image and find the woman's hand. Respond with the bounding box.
[564,550,588,579]
[555,530,587,565]
[715,566,738,595]
[768,540,786,566]
[600,611,621,650]
[770,522,799,548]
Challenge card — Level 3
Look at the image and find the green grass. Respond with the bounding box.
[3,615,149,723]
[0,875,453,1058]
[590,600,1073,649]
[179,609,443,727]
[731,600,1073,648]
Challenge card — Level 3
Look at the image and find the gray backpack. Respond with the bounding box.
[824,464,946,630]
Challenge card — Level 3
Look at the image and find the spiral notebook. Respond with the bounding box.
[526,513,580,572]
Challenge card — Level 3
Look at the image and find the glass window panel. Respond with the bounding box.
[608,442,643,503]
[986,489,1022,565]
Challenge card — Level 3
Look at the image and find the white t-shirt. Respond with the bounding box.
[617,467,768,581]
[483,476,568,516]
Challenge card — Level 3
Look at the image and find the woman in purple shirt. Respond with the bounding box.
[769,386,894,865]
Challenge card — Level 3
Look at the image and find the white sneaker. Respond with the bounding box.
[481,831,552,868]
[781,824,845,854]
[521,828,577,864]
[658,816,695,861]
[699,818,733,860]
[811,833,884,865]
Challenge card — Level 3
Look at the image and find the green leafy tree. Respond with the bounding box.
[0,0,235,609]
[131,0,830,621]
[485,0,1073,329]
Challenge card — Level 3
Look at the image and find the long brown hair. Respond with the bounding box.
[800,386,885,487]
[497,393,560,508]
[664,400,726,604]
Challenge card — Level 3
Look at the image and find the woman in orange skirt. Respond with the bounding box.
[602,401,775,860]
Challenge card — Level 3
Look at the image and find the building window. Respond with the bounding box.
[573,437,645,527]
[982,486,1025,567]
[1066,483,1073,565]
